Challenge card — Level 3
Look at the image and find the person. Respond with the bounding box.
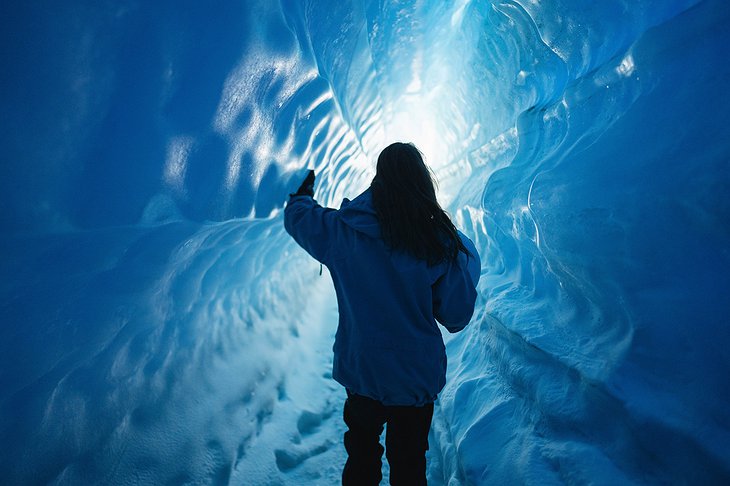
[284,142,480,485]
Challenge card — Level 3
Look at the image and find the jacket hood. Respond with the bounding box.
[338,189,382,239]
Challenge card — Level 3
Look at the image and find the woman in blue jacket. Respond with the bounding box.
[285,142,480,485]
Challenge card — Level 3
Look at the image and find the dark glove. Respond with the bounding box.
[290,170,315,198]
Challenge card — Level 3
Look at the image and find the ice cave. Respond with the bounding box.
[1,0,729,484]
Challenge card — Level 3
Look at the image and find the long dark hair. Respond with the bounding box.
[370,142,469,265]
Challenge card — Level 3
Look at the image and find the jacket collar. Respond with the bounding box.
[338,189,382,239]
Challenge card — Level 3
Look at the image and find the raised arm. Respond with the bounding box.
[284,194,338,264]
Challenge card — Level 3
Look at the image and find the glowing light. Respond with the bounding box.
[386,104,449,171]
[164,136,193,195]
[616,54,635,77]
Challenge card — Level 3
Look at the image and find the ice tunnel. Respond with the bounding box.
[1,0,729,484]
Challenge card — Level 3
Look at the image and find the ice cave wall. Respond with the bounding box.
[1,0,729,484]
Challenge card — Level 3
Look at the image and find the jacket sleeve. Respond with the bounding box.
[284,195,338,263]
[433,231,481,333]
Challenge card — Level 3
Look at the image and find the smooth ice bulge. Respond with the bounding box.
[1,1,729,484]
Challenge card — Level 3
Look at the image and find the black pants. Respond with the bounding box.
[342,390,434,486]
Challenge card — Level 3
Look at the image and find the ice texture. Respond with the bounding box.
[1,0,729,484]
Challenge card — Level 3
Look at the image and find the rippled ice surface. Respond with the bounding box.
[1,0,729,484]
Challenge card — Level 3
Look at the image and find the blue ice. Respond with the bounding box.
[1,0,729,484]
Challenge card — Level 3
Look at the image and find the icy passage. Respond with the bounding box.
[1,1,730,484]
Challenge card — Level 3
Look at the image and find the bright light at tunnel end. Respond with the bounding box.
[387,107,449,174]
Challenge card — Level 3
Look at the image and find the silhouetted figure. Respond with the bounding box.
[285,142,480,485]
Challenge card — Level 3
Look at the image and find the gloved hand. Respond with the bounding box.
[290,170,315,198]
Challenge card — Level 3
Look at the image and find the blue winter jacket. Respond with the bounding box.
[284,189,480,406]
